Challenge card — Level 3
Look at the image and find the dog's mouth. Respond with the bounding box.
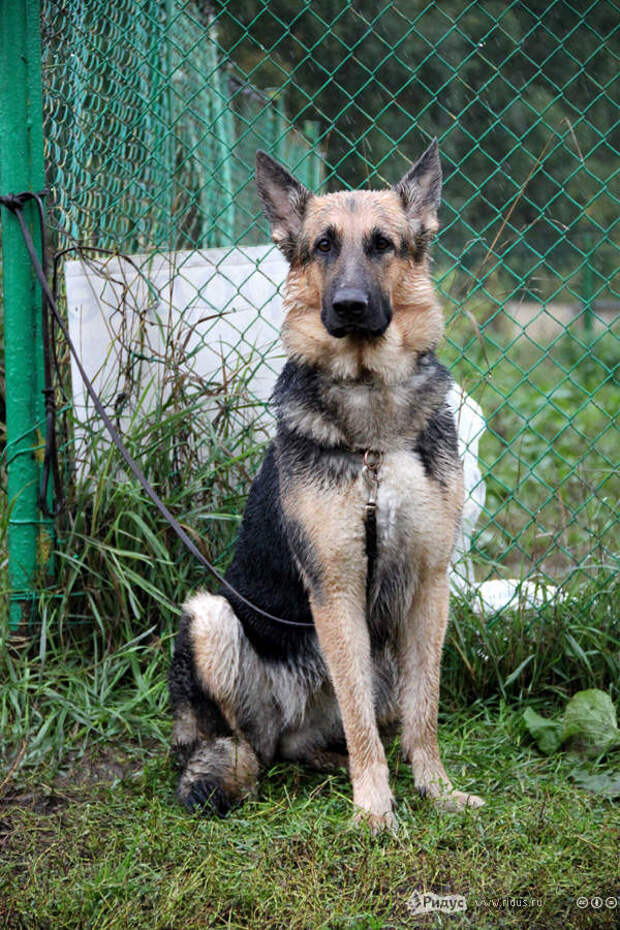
[320,305,392,340]
[326,322,390,340]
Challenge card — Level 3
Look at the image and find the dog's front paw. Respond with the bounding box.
[352,763,395,834]
[432,789,485,812]
[353,805,397,834]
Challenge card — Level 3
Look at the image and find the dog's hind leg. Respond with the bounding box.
[169,593,280,815]
[277,649,398,774]
[278,680,349,772]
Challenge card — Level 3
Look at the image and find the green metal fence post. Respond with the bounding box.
[303,120,322,191]
[0,0,52,631]
[208,13,235,248]
[268,92,285,161]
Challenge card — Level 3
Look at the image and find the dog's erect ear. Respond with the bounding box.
[255,151,311,262]
[393,138,442,240]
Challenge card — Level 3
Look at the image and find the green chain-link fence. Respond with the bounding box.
[2,0,618,629]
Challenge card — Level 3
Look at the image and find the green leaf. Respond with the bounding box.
[561,690,620,758]
[522,707,564,755]
[572,771,620,798]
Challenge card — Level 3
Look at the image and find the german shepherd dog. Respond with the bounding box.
[169,140,484,831]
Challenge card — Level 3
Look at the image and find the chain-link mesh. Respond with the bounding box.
[39,0,618,615]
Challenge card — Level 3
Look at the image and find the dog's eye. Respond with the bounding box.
[316,238,331,253]
[375,236,392,252]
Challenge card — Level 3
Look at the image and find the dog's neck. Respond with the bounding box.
[273,352,451,452]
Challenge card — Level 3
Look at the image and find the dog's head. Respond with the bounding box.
[256,141,444,380]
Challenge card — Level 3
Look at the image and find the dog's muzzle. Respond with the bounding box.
[322,286,392,338]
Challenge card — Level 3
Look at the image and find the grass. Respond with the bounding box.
[1,577,618,928]
[1,702,619,929]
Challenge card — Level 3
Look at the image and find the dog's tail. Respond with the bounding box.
[168,610,259,816]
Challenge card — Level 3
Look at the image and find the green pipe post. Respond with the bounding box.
[0,0,53,631]
[273,93,286,162]
[266,90,285,162]
[208,12,235,248]
[304,120,322,191]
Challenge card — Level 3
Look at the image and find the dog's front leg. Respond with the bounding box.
[400,569,484,811]
[281,480,394,830]
[310,590,395,832]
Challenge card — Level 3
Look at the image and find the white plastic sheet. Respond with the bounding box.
[65,245,557,616]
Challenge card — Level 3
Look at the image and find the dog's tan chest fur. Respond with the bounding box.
[375,450,462,571]
[282,446,462,617]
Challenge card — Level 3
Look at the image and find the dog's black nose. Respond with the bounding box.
[322,285,391,338]
[331,287,369,319]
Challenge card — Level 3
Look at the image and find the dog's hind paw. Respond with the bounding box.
[180,778,232,817]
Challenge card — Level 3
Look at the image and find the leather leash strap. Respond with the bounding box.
[1,190,316,627]
[362,449,383,606]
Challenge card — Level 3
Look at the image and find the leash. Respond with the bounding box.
[0,189,381,629]
[1,190,316,627]
[362,449,382,604]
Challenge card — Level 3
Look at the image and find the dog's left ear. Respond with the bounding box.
[255,151,311,262]
[393,138,442,240]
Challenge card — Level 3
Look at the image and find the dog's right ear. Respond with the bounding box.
[393,138,442,242]
[255,151,311,262]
